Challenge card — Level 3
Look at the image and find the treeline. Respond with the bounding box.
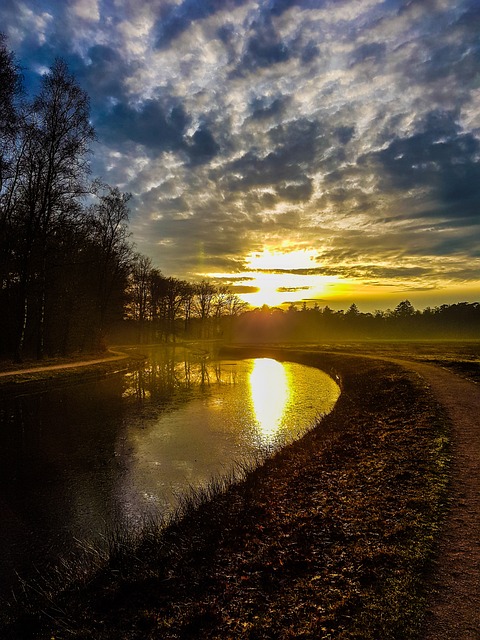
[234,300,480,342]
[121,255,247,344]
[0,36,132,360]
[0,37,245,361]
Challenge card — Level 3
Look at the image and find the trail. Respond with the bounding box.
[0,351,128,378]
[1,350,478,636]
[389,358,480,640]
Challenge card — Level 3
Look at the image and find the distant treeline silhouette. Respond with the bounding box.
[233,300,480,342]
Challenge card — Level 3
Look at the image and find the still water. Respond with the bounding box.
[0,348,339,595]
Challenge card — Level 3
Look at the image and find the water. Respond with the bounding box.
[0,348,339,596]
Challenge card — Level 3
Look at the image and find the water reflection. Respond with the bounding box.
[117,354,340,523]
[0,349,340,599]
[249,359,290,444]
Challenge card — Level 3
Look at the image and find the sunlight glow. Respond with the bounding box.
[245,248,319,271]
[238,271,340,308]
[249,358,291,444]
[204,248,342,308]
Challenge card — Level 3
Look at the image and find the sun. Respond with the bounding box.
[236,248,340,308]
[204,248,342,309]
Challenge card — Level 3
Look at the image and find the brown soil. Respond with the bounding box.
[387,358,480,640]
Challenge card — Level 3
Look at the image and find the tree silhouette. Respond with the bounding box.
[8,59,95,359]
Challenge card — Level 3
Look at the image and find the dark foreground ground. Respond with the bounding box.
[0,346,453,639]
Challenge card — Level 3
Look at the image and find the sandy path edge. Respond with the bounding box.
[0,350,129,378]
[388,359,480,639]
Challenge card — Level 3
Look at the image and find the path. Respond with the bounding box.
[391,359,480,640]
[0,351,128,378]
[1,351,478,636]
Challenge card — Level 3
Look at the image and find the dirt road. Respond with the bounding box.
[1,352,478,637]
[391,359,480,640]
[0,352,128,378]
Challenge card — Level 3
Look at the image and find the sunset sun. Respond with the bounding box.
[228,248,341,308]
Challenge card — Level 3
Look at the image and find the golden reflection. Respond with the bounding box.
[249,358,291,443]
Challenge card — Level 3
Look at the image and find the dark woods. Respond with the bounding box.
[1,36,478,361]
[0,37,129,360]
[0,37,246,361]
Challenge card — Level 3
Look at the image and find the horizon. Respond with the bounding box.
[1,0,480,311]
[241,296,480,315]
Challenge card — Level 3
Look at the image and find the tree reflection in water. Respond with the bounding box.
[0,348,340,600]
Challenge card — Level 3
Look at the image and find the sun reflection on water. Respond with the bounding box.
[249,358,291,444]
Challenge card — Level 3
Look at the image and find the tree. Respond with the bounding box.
[394,300,416,317]
[346,303,360,316]
[128,254,152,343]
[89,185,132,346]
[224,292,247,317]
[0,34,22,191]
[11,58,95,359]
[194,280,216,338]
[164,277,190,342]
[0,35,23,352]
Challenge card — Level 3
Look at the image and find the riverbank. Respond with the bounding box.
[1,347,451,639]
[0,348,147,397]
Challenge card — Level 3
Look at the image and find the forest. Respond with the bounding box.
[234,300,480,343]
[1,35,478,362]
[0,36,246,361]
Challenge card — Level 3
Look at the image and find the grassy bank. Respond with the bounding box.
[1,348,450,639]
[0,349,146,397]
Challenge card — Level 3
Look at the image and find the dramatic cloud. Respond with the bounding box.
[2,0,479,309]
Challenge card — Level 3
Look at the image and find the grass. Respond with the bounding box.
[0,349,146,397]
[1,347,451,639]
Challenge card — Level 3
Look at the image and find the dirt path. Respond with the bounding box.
[0,351,128,378]
[1,351,478,636]
[390,359,480,639]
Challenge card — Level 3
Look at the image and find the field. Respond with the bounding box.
[1,343,467,639]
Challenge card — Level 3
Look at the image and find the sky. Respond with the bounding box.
[2,0,480,311]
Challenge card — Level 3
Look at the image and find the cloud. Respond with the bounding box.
[95,98,221,165]
[223,118,321,192]
[361,109,480,221]
[249,95,289,120]
[70,0,100,22]
[228,285,260,294]
[277,180,313,202]
[96,99,188,153]
[349,41,386,67]
[186,125,220,163]
[240,16,290,71]
[2,0,479,301]
[72,44,133,105]
[154,0,249,49]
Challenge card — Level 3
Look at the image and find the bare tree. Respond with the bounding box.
[0,33,22,195]
[89,185,132,346]
[0,35,23,351]
[194,280,216,338]
[128,254,152,343]
[12,58,95,360]
[225,292,248,317]
[164,277,190,342]
[148,268,168,340]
